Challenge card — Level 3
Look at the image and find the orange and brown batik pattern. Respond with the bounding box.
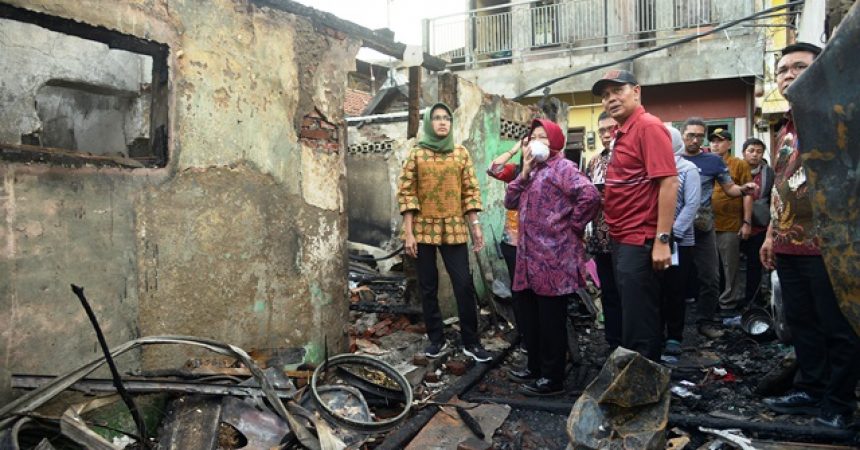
[397,145,482,245]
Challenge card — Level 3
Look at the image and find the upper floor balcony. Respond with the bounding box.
[423,0,760,70]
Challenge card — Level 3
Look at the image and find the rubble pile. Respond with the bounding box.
[3,265,856,450]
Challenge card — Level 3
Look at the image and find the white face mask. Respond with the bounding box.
[530,140,550,163]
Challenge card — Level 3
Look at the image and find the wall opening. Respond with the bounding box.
[565,126,585,167]
[0,3,169,168]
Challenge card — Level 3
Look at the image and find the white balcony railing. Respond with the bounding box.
[423,0,757,69]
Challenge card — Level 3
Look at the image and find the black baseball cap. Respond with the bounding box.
[781,42,822,57]
[591,69,639,96]
[709,128,732,141]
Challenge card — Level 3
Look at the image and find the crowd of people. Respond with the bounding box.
[396,42,858,429]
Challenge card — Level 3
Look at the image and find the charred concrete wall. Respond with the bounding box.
[0,0,359,401]
[0,17,153,156]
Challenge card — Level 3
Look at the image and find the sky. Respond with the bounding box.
[293,0,468,62]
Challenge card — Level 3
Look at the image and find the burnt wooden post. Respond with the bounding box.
[407,66,422,139]
[438,72,459,110]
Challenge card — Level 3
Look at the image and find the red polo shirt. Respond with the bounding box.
[604,106,677,245]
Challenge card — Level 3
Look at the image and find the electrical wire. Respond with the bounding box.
[349,245,404,261]
[513,0,806,100]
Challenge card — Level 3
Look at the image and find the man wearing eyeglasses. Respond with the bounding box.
[680,118,756,340]
[759,43,860,429]
[585,111,621,354]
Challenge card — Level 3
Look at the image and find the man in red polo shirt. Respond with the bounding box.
[591,69,679,361]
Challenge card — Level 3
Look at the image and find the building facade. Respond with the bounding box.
[424,0,799,163]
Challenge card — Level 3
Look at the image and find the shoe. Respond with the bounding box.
[697,322,725,339]
[718,307,740,319]
[520,378,564,396]
[424,341,448,358]
[660,354,680,365]
[508,368,539,384]
[664,340,682,356]
[763,390,820,415]
[463,344,492,363]
[815,410,850,429]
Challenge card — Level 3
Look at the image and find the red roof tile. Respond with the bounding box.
[345,88,373,116]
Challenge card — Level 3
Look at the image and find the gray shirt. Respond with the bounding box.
[674,156,701,246]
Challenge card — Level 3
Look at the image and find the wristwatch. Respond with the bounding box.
[657,232,671,244]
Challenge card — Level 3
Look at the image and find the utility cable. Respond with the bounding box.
[513,0,805,100]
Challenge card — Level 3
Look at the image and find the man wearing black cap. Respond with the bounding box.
[708,128,752,317]
[759,42,860,429]
[591,69,679,362]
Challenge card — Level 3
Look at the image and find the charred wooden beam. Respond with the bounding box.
[0,3,168,57]
[438,73,459,110]
[0,143,146,169]
[375,342,515,450]
[11,374,299,399]
[250,0,448,71]
[460,398,859,444]
[407,66,422,139]
[669,414,859,444]
[465,396,580,415]
[348,302,421,316]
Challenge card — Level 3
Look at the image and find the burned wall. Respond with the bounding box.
[0,0,359,401]
[0,17,153,155]
[346,123,412,249]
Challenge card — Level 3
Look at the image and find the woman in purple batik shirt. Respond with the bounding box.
[503,118,600,396]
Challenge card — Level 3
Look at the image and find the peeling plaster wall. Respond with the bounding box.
[0,0,358,401]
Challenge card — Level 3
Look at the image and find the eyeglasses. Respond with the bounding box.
[684,133,705,140]
[431,115,452,122]
[776,62,810,78]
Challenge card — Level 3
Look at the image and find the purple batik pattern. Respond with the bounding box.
[504,155,600,297]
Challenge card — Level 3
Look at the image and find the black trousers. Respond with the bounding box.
[612,241,663,362]
[594,252,622,350]
[517,289,568,383]
[690,228,720,323]
[661,245,693,342]
[777,254,860,415]
[500,242,527,342]
[740,231,767,307]
[416,243,480,347]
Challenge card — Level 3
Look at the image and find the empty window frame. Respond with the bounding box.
[0,3,169,168]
